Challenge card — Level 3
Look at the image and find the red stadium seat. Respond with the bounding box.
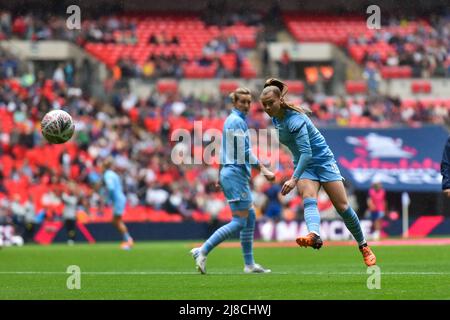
[443,99,450,109]
[156,80,179,94]
[240,59,257,79]
[399,66,413,78]
[183,62,217,78]
[345,80,367,94]
[402,99,417,108]
[381,66,413,79]
[192,210,211,222]
[285,81,305,95]
[411,81,432,94]
[219,81,239,93]
[220,53,237,72]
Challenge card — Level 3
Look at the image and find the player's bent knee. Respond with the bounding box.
[301,191,317,199]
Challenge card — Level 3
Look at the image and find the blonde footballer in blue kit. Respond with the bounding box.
[190,87,275,274]
[101,158,134,250]
[260,78,376,267]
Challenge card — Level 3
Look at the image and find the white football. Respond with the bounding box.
[41,109,75,144]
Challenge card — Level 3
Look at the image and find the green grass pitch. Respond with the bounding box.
[1,241,449,300]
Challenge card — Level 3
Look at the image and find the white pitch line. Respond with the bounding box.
[0,271,448,275]
[0,271,290,275]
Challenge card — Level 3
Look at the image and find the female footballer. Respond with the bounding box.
[191,87,275,274]
[260,78,376,266]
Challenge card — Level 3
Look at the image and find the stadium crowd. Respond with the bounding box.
[348,14,450,78]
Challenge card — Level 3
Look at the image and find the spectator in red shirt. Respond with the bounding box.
[367,180,387,241]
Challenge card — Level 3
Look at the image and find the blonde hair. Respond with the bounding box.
[229,87,251,104]
[262,78,311,114]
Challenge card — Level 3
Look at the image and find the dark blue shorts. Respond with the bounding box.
[265,204,282,219]
[370,211,385,220]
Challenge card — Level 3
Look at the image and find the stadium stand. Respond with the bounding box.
[284,13,450,78]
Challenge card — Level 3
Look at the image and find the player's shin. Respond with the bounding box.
[338,206,366,246]
[200,215,247,255]
[240,208,255,266]
[303,198,321,236]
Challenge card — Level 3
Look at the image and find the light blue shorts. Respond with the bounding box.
[220,166,252,212]
[300,161,344,183]
[113,198,126,216]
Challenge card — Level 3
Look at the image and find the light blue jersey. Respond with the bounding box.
[104,169,127,215]
[220,108,259,179]
[272,110,365,249]
[193,109,268,269]
[273,109,342,182]
[220,108,259,211]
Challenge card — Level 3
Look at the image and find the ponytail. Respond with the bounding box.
[283,101,311,114]
[263,78,311,114]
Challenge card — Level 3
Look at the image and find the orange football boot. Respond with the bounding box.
[295,232,323,250]
[360,245,376,266]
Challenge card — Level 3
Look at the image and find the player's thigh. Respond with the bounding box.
[322,180,349,212]
[233,208,250,218]
[297,179,320,199]
[220,168,252,218]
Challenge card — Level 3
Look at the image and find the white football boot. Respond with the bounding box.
[190,247,207,274]
[244,263,271,273]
